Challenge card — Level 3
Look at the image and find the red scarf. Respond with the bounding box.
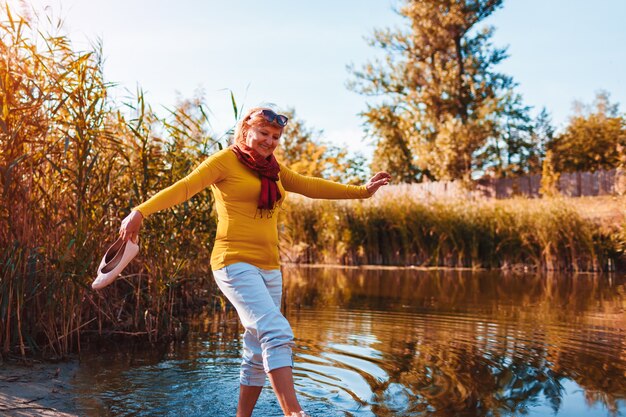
[231,144,282,211]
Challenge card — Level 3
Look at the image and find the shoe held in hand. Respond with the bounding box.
[92,237,139,290]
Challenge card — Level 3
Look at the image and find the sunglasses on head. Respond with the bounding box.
[253,109,289,127]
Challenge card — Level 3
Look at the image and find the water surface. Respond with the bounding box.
[73,267,626,416]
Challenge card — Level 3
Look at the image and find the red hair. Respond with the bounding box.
[233,106,284,147]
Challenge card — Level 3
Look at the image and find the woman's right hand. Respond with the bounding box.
[119,210,144,243]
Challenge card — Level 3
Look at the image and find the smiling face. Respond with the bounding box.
[245,121,283,158]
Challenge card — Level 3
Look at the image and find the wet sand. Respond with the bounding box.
[0,360,79,417]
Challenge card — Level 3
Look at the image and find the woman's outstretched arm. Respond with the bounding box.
[119,149,229,241]
[279,163,390,199]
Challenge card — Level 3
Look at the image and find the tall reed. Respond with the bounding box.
[280,195,623,271]
[0,6,223,358]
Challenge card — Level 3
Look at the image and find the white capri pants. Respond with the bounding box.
[212,262,295,386]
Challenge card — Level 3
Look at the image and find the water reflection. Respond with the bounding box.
[73,268,626,417]
[285,267,626,417]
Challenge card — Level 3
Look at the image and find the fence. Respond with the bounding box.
[376,169,624,200]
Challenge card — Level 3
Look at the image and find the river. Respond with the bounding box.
[71,266,626,416]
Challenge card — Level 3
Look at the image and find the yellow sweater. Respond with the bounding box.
[133,148,371,270]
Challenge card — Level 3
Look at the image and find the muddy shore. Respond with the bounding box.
[0,360,79,417]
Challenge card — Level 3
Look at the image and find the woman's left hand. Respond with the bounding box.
[366,171,391,195]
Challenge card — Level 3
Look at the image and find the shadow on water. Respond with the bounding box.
[73,268,626,417]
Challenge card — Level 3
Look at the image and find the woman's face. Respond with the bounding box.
[245,123,282,158]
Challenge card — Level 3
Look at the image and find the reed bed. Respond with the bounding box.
[280,195,625,272]
[0,7,222,359]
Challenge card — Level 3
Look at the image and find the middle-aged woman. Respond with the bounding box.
[118,106,391,417]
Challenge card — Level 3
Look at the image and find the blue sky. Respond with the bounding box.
[10,0,626,157]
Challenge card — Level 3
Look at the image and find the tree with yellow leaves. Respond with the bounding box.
[274,109,367,185]
[548,91,626,173]
[349,0,531,182]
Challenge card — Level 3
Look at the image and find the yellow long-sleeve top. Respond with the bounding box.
[132,148,371,270]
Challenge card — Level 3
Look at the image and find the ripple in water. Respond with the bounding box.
[73,268,626,417]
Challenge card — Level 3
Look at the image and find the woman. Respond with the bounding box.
[119,106,391,417]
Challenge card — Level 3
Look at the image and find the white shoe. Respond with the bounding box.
[92,237,139,290]
[285,412,310,417]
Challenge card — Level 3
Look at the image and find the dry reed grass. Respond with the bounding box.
[0,6,224,359]
[280,194,625,272]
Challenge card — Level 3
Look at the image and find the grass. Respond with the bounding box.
[565,195,626,224]
[280,194,625,272]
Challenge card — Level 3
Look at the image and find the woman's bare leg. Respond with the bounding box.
[268,366,302,416]
[236,385,263,417]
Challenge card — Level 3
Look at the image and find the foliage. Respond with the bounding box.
[281,195,621,272]
[548,91,626,173]
[527,108,556,173]
[349,0,533,181]
[0,6,221,358]
[366,105,426,182]
[616,143,626,195]
[540,150,560,197]
[480,107,555,177]
[275,108,368,185]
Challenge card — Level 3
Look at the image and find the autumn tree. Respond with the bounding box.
[349,0,532,182]
[540,150,560,197]
[365,105,427,182]
[548,91,626,173]
[615,143,626,195]
[275,109,367,185]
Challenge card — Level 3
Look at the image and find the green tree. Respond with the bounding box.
[479,107,554,177]
[548,91,626,173]
[349,0,531,182]
[275,109,367,185]
[527,108,555,173]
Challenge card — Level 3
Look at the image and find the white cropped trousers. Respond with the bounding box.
[212,262,295,386]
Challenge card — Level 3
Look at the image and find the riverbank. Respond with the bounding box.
[281,195,626,271]
[0,360,79,416]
